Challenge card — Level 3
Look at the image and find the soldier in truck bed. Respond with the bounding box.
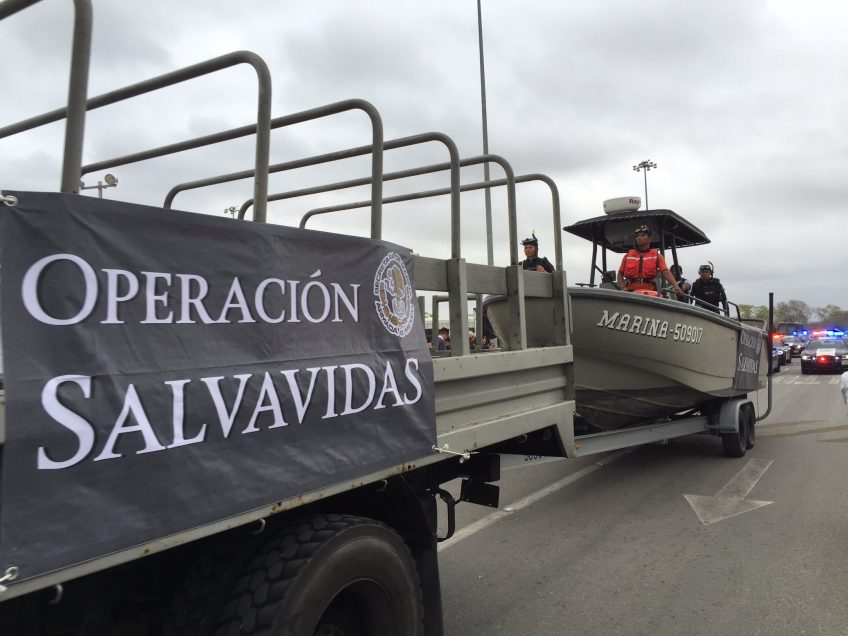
[520,234,554,272]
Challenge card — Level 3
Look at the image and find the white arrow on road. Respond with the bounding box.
[684,458,774,525]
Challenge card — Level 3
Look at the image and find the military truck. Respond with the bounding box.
[0,1,575,633]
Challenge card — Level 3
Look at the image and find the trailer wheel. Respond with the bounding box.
[214,514,424,636]
[744,404,756,450]
[722,407,748,458]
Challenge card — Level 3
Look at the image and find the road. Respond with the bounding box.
[438,361,848,635]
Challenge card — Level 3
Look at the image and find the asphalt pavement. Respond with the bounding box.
[439,361,848,635]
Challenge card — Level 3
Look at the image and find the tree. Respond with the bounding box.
[775,300,812,325]
[815,304,848,325]
[738,304,769,320]
[752,305,769,321]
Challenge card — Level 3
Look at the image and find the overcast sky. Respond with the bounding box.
[2,0,846,313]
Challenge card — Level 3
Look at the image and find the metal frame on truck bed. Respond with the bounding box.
[0,2,575,634]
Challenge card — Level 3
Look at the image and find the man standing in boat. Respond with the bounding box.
[670,264,692,302]
[520,234,555,273]
[690,263,729,314]
[616,225,685,296]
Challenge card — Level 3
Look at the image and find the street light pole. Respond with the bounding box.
[80,173,118,198]
[632,160,657,210]
[477,0,493,266]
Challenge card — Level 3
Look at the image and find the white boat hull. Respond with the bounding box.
[484,288,768,429]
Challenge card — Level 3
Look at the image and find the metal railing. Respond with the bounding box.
[160,99,384,230]
[0,0,570,355]
[0,2,277,220]
[0,0,92,193]
[236,132,458,252]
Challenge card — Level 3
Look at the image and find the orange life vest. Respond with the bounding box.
[621,248,660,281]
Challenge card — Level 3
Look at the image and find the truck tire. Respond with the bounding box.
[722,406,748,458]
[163,530,264,636]
[214,514,424,636]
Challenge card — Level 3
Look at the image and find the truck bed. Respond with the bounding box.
[0,242,574,601]
[0,0,575,604]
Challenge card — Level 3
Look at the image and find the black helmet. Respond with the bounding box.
[521,233,539,247]
[633,224,652,237]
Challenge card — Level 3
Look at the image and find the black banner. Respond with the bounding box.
[733,326,763,391]
[0,192,435,582]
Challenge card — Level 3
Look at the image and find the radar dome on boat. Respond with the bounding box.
[603,196,642,214]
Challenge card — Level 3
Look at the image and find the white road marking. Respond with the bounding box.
[793,376,823,384]
[438,450,629,552]
[683,457,774,525]
[769,375,842,385]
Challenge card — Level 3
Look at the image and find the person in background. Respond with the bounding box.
[520,234,555,273]
[840,371,848,416]
[670,264,691,302]
[617,225,685,296]
[690,263,728,314]
[437,327,450,351]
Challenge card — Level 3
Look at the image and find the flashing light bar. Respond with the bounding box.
[811,329,846,338]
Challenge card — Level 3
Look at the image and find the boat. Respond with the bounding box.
[484,201,769,431]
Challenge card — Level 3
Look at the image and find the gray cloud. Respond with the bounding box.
[1,0,845,312]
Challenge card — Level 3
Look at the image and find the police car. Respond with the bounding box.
[800,338,848,374]
[772,335,791,365]
[770,344,783,373]
[780,335,804,357]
